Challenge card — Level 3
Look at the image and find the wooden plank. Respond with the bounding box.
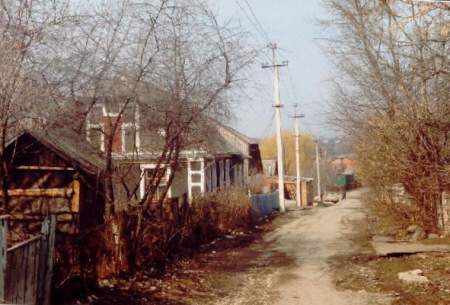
[71,179,81,213]
[24,239,38,304]
[37,224,47,305]
[0,217,7,302]
[33,240,41,305]
[7,236,41,252]
[22,240,30,304]
[15,166,75,171]
[9,243,25,303]
[2,227,42,305]
[5,246,14,303]
[0,188,73,198]
[20,243,27,303]
[39,216,56,305]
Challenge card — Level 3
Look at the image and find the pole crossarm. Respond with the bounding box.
[262,62,289,69]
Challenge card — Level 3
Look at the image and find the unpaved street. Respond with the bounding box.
[213,190,390,305]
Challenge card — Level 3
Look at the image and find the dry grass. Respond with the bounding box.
[330,201,450,305]
[192,187,253,234]
[334,251,450,305]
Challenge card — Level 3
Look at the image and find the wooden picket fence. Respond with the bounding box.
[0,216,56,305]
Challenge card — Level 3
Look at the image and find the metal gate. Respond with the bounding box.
[0,215,56,305]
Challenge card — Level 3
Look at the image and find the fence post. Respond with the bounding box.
[0,216,8,303]
[38,216,56,305]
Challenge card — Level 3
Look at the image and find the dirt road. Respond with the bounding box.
[213,190,390,305]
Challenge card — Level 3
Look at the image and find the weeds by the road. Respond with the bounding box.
[330,204,450,305]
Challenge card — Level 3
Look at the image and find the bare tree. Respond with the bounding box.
[0,0,71,211]
[41,0,256,273]
[323,0,449,231]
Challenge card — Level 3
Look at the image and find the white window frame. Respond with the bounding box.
[86,123,105,152]
[87,102,141,155]
[121,123,140,154]
[139,164,172,200]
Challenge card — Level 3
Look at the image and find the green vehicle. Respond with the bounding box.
[336,174,355,190]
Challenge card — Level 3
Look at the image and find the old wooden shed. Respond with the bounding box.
[0,128,106,288]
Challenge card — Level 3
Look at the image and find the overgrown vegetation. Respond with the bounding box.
[323,0,450,232]
[364,189,418,238]
[123,188,254,274]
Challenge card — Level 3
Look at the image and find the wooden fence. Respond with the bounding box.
[0,216,55,305]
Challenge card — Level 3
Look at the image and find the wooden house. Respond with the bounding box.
[82,99,263,203]
[0,128,106,286]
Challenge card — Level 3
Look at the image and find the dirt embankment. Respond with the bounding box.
[331,195,450,305]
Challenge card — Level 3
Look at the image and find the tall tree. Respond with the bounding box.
[323,0,449,231]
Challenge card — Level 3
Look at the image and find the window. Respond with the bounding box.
[87,126,104,151]
[104,99,121,114]
[89,105,104,123]
[140,165,171,201]
[122,125,138,153]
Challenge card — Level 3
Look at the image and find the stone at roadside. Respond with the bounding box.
[406,225,419,233]
[427,233,439,239]
[410,227,426,241]
[372,235,396,242]
[372,241,450,256]
[398,269,429,284]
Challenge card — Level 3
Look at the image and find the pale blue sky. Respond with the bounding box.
[211,0,335,139]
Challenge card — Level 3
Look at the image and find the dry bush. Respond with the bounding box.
[323,0,450,233]
[191,187,253,235]
[364,189,421,238]
[121,188,253,273]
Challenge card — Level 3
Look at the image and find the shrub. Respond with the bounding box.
[122,187,253,273]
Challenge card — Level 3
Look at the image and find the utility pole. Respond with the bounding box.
[323,148,328,197]
[290,104,304,208]
[315,138,322,202]
[263,43,288,213]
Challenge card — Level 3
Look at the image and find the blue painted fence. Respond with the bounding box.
[250,191,280,219]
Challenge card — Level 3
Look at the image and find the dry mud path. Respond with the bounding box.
[212,190,390,305]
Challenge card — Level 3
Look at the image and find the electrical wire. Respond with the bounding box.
[260,111,275,139]
[243,0,271,42]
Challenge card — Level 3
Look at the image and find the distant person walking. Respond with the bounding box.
[341,186,347,201]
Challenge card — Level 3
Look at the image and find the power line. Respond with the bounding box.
[260,112,275,139]
[286,66,301,103]
[243,0,271,42]
[235,0,273,64]
[235,1,269,45]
